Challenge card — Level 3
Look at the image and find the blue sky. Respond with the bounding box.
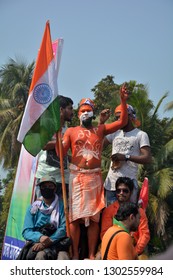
[1,0,173,115]
[0,0,173,178]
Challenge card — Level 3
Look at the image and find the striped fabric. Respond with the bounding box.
[17,21,62,156]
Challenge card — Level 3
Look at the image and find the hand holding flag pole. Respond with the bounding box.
[56,131,70,237]
[56,130,72,259]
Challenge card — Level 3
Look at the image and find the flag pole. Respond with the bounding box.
[56,130,70,238]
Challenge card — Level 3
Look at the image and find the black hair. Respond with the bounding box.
[115,176,134,192]
[58,95,73,108]
[115,202,139,221]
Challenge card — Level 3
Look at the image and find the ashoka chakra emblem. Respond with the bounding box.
[33,83,52,104]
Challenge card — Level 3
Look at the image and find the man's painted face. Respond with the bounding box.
[78,105,93,125]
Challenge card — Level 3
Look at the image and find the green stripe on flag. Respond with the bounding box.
[23,97,60,156]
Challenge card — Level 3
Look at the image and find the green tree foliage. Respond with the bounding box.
[0,58,34,256]
[91,75,120,115]
[164,99,173,112]
[0,170,15,257]
[0,57,34,168]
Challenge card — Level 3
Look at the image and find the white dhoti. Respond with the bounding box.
[69,164,105,225]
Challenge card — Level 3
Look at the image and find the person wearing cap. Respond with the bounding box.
[57,84,129,259]
[20,175,69,260]
[101,102,151,206]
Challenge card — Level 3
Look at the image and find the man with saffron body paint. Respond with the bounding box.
[57,85,129,259]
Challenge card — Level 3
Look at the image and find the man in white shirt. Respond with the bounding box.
[103,104,151,206]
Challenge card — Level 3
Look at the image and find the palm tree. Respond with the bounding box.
[0,58,34,256]
[0,57,34,168]
[164,99,173,112]
[146,116,173,249]
[0,169,15,257]
[128,87,173,250]
[129,90,173,254]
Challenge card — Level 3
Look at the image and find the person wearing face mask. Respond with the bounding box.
[19,175,70,260]
[56,85,129,259]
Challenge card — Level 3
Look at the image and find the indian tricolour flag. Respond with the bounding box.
[17,21,63,156]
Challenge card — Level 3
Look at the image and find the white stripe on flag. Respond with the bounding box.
[17,59,58,143]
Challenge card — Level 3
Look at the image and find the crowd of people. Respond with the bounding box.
[20,84,153,260]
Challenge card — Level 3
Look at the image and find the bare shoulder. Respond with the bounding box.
[65,126,75,133]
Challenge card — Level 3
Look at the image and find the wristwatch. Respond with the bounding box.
[125,154,131,161]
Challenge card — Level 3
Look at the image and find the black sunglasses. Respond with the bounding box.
[116,188,130,194]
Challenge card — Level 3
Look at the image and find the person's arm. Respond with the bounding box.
[55,128,71,157]
[44,125,68,151]
[43,139,56,150]
[49,199,66,242]
[111,146,151,164]
[116,233,138,260]
[103,85,128,135]
[100,205,115,240]
[22,206,44,242]
[130,146,151,164]
[133,209,150,255]
[99,109,111,125]
[42,134,56,150]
